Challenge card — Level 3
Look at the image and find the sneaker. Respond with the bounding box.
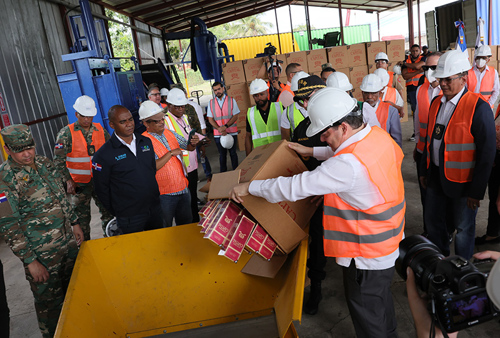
[409,133,415,142]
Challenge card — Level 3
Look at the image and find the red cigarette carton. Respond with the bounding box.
[246,224,268,252]
[222,213,243,249]
[199,199,219,217]
[258,235,278,261]
[205,201,242,247]
[202,200,228,234]
[223,216,256,262]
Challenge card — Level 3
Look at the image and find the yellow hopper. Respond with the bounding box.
[55,223,307,337]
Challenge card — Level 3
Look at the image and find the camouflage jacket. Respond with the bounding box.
[184,104,202,134]
[53,121,110,182]
[0,155,78,265]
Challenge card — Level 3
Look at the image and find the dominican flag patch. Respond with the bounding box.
[92,162,102,171]
[55,143,64,149]
[0,193,7,203]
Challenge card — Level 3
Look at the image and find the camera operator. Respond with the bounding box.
[256,55,286,103]
[406,250,500,338]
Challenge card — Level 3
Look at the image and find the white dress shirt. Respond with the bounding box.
[249,124,401,270]
[414,83,442,150]
[362,102,381,128]
[206,94,240,137]
[115,133,137,156]
[473,65,500,107]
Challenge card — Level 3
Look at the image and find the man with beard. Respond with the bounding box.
[207,82,240,172]
[245,78,284,155]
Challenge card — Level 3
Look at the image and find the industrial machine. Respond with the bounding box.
[311,31,342,48]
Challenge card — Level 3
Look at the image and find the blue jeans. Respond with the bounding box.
[159,191,193,227]
[214,135,239,172]
[197,147,212,179]
[116,202,163,234]
[424,185,477,259]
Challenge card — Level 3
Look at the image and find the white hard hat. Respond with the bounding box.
[374,68,390,87]
[433,50,471,78]
[160,88,169,96]
[360,74,384,93]
[105,217,122,237]
[375,52,389,62]
[326,72,353,91]
[249,78,269,95]
[267,61,282,71]
[487,259,500,310]
[291,71,310,92]
[73,95,97,117]
[306,87,357,137]
[393,64,402,75]
[220,134,234,149]
[139,100,164,120]
[166,88,188,105]
[475,45,492,57]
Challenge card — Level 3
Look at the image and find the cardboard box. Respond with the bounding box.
[367,63,376,73]
[327,45,349,69]
[488,59,497,71]
[242,58,264,82]
[226,83,251,110]
[366,41,387,65]
[386,39,405,63]
[285,51,308,72]
[351,87,363,102]
[346,43,367,67]
[335,67,350,79]
[468,48,475,65]
[222,61,246,85]
[349,65,368,88]
[491,46,498,61]
[306,49,328,73]
[237,129,246,152]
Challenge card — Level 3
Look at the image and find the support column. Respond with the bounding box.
[274,1,282,54]
[338,0,345,45]
[304,0,313,50]
[289,4,295,52]
[417,0,421,46]
[407,0,414,46]
[377,11,381,41]
[489,0,493,45]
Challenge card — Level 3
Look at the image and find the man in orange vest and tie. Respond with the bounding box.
[466,45,499,109]
[54,95,112,240]
[419,50,496,259]
[230,87,405,337]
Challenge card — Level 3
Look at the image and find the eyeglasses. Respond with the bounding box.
[438,74,464,84]
[150,93,161,96]
[422,65,437,71]
[145,118,164,124]
[375,60,388,63]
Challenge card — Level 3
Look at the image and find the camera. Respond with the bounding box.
[264,42,276,56]
[396,235,498,333]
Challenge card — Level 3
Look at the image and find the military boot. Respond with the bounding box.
[303,281,322,315]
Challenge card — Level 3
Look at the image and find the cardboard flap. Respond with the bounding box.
[208,170,241,200]
[199,181,210,193]
[241,253,288,278]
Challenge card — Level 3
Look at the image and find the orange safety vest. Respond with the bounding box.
[266,81,287,101]
[405,55,424,87]
[209,96,238,136]
[426,91,480,183]
[323,126,405,258]
[496,105,500,119]
[160,103,167,109]
[383,87,397,104]
[374,101,391,131]
[277,83,294,102]
[387,71,395,88]
[142,129,188,195]
[416,79,442,152]
[66,123,106,183]
[466,68,495,106]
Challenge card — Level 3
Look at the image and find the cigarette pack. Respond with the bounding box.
[223,216,256,262]
[201,200,228,234]
[258,235,277,261]
[221,213,243,249]
[199,199,219,217]
[205,201,242,247]
[198,200,221,229]
[246,224,277,261]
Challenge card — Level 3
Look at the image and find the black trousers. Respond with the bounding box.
[342,260,397,338]
[487,153,500,237]
[0,260,9,337]
[307,206,326,281]
[188,170,200,223]
[415,151,427,233]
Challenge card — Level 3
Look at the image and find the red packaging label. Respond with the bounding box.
[223,216,256,262]
[207,202,241,247]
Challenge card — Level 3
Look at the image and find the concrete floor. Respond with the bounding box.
[2,111,500,337]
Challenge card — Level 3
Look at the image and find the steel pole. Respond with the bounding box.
[289,4,295,52]
[377,11,381,41]
[417,0,421,46]
[338,0,345,45]
[274,1,282,54]
[408,0,414,46]
[304,0,313,50]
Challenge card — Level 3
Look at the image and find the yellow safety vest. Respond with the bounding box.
[286,102,306,137]
[164,112,190,168]
[247,102,283,148]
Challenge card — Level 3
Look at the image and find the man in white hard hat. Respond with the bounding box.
[53,95,112,239]
[413,52,443,236]
[320,63,336,83]
[466,45,499,108]
[139,100,198,227]
[360,74,402,147]
[148,87,162,107]
[375,52,396,88]
[207,81,240,172]
[256,57,292,103]
[165,88,204,222]
[419,50,496,260]
[245,78,283,155]
[374,68,404,117]
[231,87,405,337]
[159,88,169,108]
[281,71,311,141]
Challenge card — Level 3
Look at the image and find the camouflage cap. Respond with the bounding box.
[0,124,35,153]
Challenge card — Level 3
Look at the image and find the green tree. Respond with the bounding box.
[231,15,273,37]
[105,9,135,70]
[294,24,316,31]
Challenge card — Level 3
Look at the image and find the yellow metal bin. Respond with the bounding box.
[55,223,307,337]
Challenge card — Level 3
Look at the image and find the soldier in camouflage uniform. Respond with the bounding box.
[53,95,112,239]
[0,124,84,338]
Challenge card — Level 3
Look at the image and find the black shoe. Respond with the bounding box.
[303,282,322,315]
[475,234,500,245]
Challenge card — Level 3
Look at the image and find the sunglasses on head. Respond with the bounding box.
[422,65,437,71]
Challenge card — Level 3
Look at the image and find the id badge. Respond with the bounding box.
[432,123,445,140]
[88,145,96,156]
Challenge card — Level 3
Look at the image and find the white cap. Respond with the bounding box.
[306,87,357,137]
[267,61,282,72]
[374,68,390,87]
[166,88,188,105]
[375,52,389,62]
[433,50,471,78]
[73,95,97,117]
[326,72,353,91]
[139,100,164,120]
[360,74,384,93]
[475,45,492,57]
[160,88,169,96]
[220,134,234,149]
[291,71,310,92]
[249,78,269,95]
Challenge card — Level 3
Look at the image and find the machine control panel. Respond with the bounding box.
[88,58,121,70]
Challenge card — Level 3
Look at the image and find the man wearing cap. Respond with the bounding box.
[92,105,163,234]
[360,74,402,147]
[419,50,496,260]
[139,101,198,227]
[0,124,84,337]
[54,95,112,239]
[246,78,284,155]
[281,72,311,141]
[207,82,240,172]
[466,45,499,109]
[257,57,286,102]
[422,45,430,58]
[231,87,405,337]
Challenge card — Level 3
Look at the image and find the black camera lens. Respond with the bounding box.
[396,235,445,292]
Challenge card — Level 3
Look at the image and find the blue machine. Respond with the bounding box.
[57,0,146,133]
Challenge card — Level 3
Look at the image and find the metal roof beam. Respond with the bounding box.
[305,1,393,9]
[145,0,232,22]
[131,0,193,17]
[114,0,155,10]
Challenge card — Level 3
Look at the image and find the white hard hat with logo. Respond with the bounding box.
[306,87,357,137]
[360,74,384,93]
[166,88,188,105]
[475,45,492,58]
[139,100,164,120]
[374,68,390,87]
[291,71,310,92]
[326,72,353,91]
[160,88,169,96]
[73,95,97,117]
[267,61,282,72]
[220,134,234,149]
[249,78,269,95]
[433,50,471,78]
[375,52,389,62]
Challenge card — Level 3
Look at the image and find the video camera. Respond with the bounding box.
[264,42,277,56]
[396,235,499,333]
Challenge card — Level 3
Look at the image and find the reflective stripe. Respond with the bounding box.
[288,106,295,131]
[419,136,426,143]
[324,217,404,244]
[251,130,281,140]
[480,91,493,96]
[419,122,427,129]
[66,156,91,163]
[445,161,476,169]
[324,199,405,222]
[445,143,476,151]
[67,168,91,175]
[248,107,260,138]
